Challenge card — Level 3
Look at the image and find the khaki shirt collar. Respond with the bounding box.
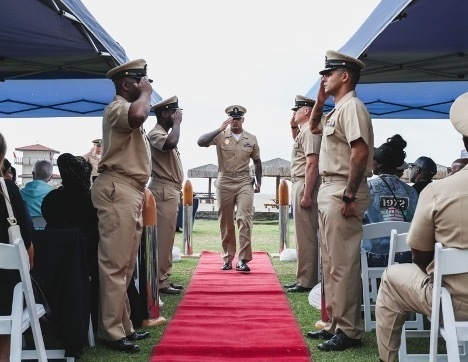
[334,90,357,110]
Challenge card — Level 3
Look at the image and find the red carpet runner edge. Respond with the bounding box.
[151,251,311,361]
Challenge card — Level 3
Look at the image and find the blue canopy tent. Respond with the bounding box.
[307,0,468,119]
[0,0,161,118]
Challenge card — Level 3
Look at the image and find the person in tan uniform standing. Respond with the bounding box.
[283,95,321,293]
[82,138,102,183]
[197,105,262,272]
[306,50,373,351]
[147,96,184,295]
[375,92,468,362]
[91,59,152,353]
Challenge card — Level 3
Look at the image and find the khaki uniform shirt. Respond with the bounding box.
[147,123,184,188]
[211,128,261,172]
[82,152,100,177]
[319,91,374,177]
[407,165,468,305]
[97,95,151,187]
[290,121,321,178]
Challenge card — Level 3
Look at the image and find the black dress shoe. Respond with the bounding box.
[103,337,140,353]
[235,260,250,272]
[306,329,334,340]
[221,261,232,270]
[287,285,312,293]
[159,286,180,294]
[169,282,184,290]
[317,331,362,351]
[283,281,297,289]
[126,331,150,341]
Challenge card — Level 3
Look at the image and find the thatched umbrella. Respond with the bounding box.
[251,158,291,200]
[187,163,218,201]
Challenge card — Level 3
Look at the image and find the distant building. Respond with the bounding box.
[14,144,61,187]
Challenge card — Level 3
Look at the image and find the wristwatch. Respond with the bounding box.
[342,193,356,204]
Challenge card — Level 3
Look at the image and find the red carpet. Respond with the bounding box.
[151,251,311,361]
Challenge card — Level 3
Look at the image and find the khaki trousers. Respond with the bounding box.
[216,176,254,263]
[91,173,144,341]
[148,181,180,289]
[292,178,319,288]
[376,263,468,361]
[318,180,369,339]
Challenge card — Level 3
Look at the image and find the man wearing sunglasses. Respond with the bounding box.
[408,156,437,195]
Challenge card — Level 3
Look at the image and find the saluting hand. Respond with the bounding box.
[138,77,153,94]
[220,117,233,131]
[172,109,183,125]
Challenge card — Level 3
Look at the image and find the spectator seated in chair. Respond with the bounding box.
[362,134,419,267]
[20,159,53,217]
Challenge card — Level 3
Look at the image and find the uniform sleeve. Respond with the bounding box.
[302,130,321,156]
[147,127,168,151]
[250,136,261,161]
[106,101,132,130]
[342,100,372,146]
[407,184,436,251]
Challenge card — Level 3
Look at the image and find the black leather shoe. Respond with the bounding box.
[103,337,140,353]
[159,286,180,295]
[126,331,150,341]
[287,285,312,293]
[306,329,334,340]
[169,282,184,290]
[283,281,297,289]
[317,331,362,351]
[235,260,250,272]
[221,262,232,270]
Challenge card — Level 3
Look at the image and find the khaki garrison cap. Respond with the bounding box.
[291,95,316,111]
[225,105,246,118]
[92,139,102,146]
[319,50,365,75]
[450,92,468,136]
[106,59,153,83]
[151,96,182,112]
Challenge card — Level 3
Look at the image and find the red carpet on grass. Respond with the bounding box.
[151,251,311,361]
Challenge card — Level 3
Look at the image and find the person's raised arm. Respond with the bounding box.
[290,114,299,139]
[197,117,232,147]
[309,80,328,134]
[163,110,183,150]
[128,77,153,129]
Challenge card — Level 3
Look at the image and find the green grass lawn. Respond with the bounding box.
[78,218,434,361]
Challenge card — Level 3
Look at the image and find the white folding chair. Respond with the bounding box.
[0,239,74,361]
[388,230,424,331]
[361,221,411,331]
[399,243,468,361]
[429,243,468,361]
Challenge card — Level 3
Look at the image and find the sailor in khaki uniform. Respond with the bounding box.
[147,96,184,295]
[375,92,468,362]
[197,105,262,272]
[306,50,373,351]
[91,59,152,353]
[82,138,102,183]
[284,95,321,293]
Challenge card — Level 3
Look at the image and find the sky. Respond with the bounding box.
[2,0,465,194]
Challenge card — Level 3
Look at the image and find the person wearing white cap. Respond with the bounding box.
[197,105,262,272]
[90,59,153,353]
[306,50,373,351]
[147,96,184,295]
[283,95,321,293]
[375,92,468,362]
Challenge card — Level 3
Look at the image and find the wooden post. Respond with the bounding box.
[182,180,194,255]
[278,179,289,252]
